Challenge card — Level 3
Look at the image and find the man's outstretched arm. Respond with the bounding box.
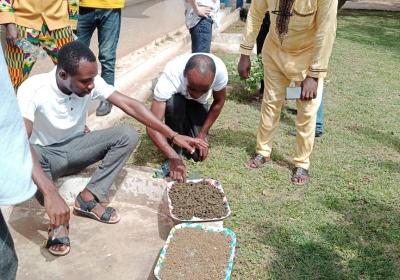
[23,119,70,227]
[145,100,187,182]
[107,91,208,156]
[196,88,227,160]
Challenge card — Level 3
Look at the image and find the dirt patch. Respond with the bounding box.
[160,228,231,280]
[169,181,228,220]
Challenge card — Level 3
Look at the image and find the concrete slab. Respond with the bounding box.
[3,167,170,280]
[2,167,223,280]
[9,205,167,280]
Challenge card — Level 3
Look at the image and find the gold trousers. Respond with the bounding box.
[256,64,323,170]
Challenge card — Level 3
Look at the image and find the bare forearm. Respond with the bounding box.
[147,128,181,160]
[199,102,224,136]
[121,98,176,139]
[29,145,57,196]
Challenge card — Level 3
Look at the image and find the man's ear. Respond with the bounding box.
[58,69,68,81]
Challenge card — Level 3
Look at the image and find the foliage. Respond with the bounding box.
[243,55,264,93]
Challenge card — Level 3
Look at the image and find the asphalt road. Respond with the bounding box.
[30,0,186,74]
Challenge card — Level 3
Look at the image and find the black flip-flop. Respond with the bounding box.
[46,225,70,256]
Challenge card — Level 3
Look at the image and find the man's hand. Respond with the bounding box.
[172,134,208,155]
[44,190,70,227]
[301,77,318,101]
[195,5,212,17]
[5,23,18,47]
[238,54,251,79]
[196,132,209,161]
[169,158,187,182]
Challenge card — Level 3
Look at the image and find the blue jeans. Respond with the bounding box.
[190,17,213,53]
[316,91,324,133]
[77,8,121,85]
[0,210,17,280]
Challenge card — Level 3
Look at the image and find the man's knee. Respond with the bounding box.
[117,125,139,151]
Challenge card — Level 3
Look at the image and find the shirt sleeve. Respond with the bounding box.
[212,58,228,92]
[153,62,180,102]
[0,0,15,24]
[239,0,269,56]
[17,82,37,122]
[307,0,338,79]
[91,75,116,100]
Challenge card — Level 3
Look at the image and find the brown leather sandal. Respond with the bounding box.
[291,167,310,186]
[245,154,271,169]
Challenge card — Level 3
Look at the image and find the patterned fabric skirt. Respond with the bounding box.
[5,24,74,90]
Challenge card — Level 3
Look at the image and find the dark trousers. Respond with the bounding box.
[256,13,271,94]
[33,125,138,203]
[190,17,213,53]
[0,210,17,280]
[165,94,208,161]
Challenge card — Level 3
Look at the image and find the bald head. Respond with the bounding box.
[183,54,216,79]
[183,55,216,99]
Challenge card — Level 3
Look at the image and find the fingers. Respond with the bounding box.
[184,143,196,155]
[199,145,209,161]
[6,36,17,47]
[238,66,250,79]
[199,147,204,160]
[197,6,212,17]
[48,207,70,227]
[170,169,185,183]
[11,37,18,47]
[5,25,18,47]
[169,158,187,183]
[61,207,71,226]
[203,147,209,160]
[181,168,187,183]
[49,213,56,227]
[179,136,207,154]
[301,88,314,101]
[238,55,251,79]
[301,77,318,101]
[195,138,208,149]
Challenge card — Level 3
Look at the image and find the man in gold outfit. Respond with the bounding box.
[238,0,337,185]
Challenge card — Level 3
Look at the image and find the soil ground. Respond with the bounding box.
[160,228,231,280]
[169,181,228,220]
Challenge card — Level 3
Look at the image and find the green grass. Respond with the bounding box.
[121,10,400,279]
[223,20,246,33]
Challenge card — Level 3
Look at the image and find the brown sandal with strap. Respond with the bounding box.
[291,167,310,186]
[245,154,271,169]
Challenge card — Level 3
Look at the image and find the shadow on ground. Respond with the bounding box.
[337,10,400,53]
[351,125,400,153]
[257,194,400,279]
